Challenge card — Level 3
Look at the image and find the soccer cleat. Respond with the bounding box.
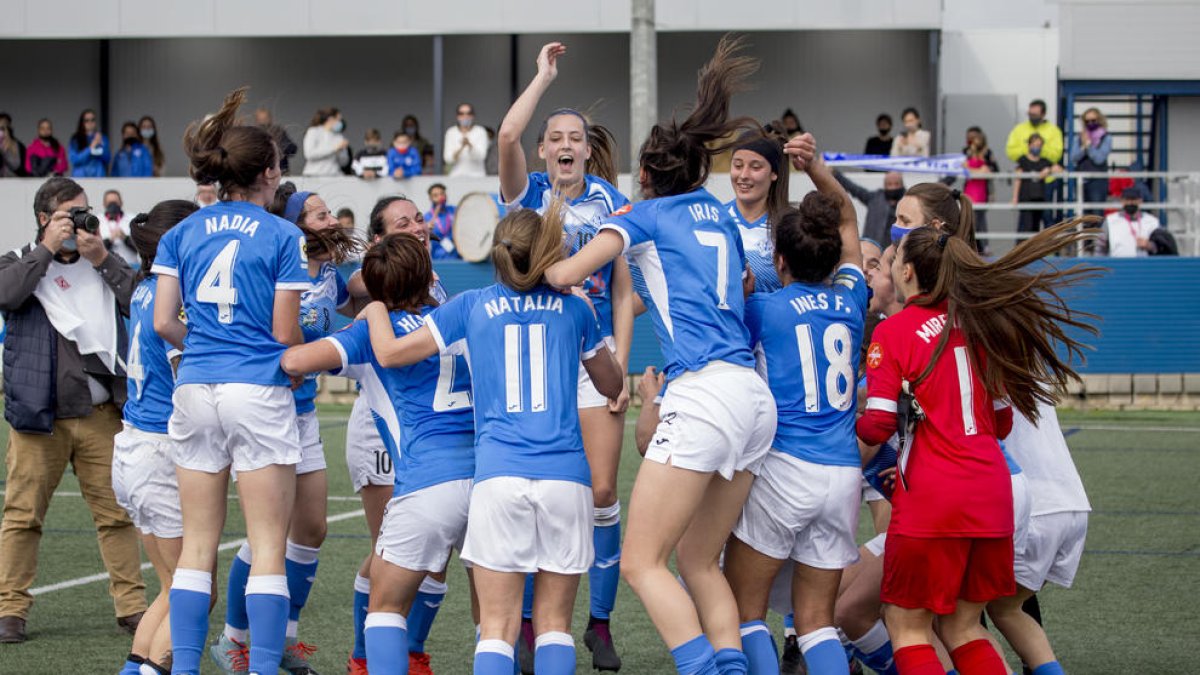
[208,634,250,675]
[848,657,864,674]
[345,655,368,675]
[281,638,320,674]
[409,651,434,675]
[517,618,536,675]
[584,621,622,672]
[780,634,806,675]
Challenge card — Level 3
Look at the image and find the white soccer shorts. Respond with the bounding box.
[295,410,327,475]
[1014,511,1088,590]
[462,476,593,575]
[577,337,617,409]
[375,479,472,573]
[112,423,182,538]
[345,395,395,492]
[644,362,777,480]
[170,383,301,473]
[1012,471,1032,559]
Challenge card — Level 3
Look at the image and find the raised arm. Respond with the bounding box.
[499,42,566,203]
[544,228,624,289]
[787,133,862,269]
[363,301,439,368]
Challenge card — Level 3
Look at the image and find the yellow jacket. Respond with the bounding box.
[1005,120,1064,165]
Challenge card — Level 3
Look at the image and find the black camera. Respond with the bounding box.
[68,207,100,235]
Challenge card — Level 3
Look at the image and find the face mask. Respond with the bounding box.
[332,120,345,133]
[1029,145,1042,157]
[884,188,906,202]
[878,127,891,136]
[123,136,137,146]
[61,236,77,252]
[905,123,918,133]
[1029,115,1043,125]
[105,202,122,219]
[404,125,417,136]
[1123,203,1139,216]
[140,128,155,139]
[40,134,51,140]
[458,115,474,127]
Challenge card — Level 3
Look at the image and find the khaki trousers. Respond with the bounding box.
[0,403,146,619]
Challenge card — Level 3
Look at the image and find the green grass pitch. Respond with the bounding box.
[1,406,1197,673]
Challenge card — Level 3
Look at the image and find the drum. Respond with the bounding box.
[453,192,504,262]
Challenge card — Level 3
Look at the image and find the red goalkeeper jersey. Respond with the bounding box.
[857,301,1014,538]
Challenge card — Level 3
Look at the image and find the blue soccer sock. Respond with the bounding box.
[168,568,212,675]
[534,631,576,675]
[671,634,720,675]
[739,621,779,674]
[715,648,749,674]
[352,574,371,660]
[798,627,850,675]
[589,501,621,621]
[245,574,290,674]
[407,576,447,654]
[475,639,516,675]
[365,612,409,675]
[783,613,796,638]
[119,653,145,675]
[521,574,535,620]
[1032,663,1065,675]
[223,544,252,642]
[284,540,320,638]
[850,620,897,675]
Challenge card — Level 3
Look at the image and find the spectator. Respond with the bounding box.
[833,169,905,244]
[1102,187,1162,257]
[1070,107,1113,217]
[963,127,998,253]
[864,113,893,156]
[891,107,930,157]
[254,108,298,174]
[194,182,218,208]
[0,118,22,177]
[425,183,459,260]
[0,177,146,644]
[137,116,166,176]
[780,108,804,138]
[100,190,140,266]
[0,113,27,177]
[401,114,435,172]
[1012,132,1062,237]
[1005,99,1064,165]
[386,130,422,179]
[443,102,489,177]
[303,107,350,176]
[351,128,388,179]
[336,207,355,231]
[110,122,154,178]
[25,119,68,177]
[68,108,110,177]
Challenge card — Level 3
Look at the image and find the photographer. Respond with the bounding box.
[0,177,145,644]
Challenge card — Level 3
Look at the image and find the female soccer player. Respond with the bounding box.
[891,182,977,248]
[113,199,198,675]
[153,87,311,675]
[361,205,624,675]
[727,127,789,293]
[857,221,1098,675]
[279,232,476,675]
[544,36,778,674]
[214,182,360,674]
[723,140,867,675]
[497,41,633,671]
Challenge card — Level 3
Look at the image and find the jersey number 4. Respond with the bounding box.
[127,320,146,401]
[795,323,855,412]
[197,240,240,324]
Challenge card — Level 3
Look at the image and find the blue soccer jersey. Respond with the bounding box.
[510,172,629,338]
[745,264,869,467]
[601,188,755,382]
[328,309,475,496]
[152,201,310,387]
[426,283,604,485]
[123,276,177,434]
[726,200,780,293]
[294,262,350,414]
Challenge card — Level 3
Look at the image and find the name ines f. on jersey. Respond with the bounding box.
[123,275,178,434]
[425,283,604,486]
[294,262,350,414]
[726,200,781,293]
[152,200,310,387]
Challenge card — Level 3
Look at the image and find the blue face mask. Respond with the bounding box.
[891,222,917,245]
[1029,145,1043,157]
[61,236,77,252]
[332,120,345,134]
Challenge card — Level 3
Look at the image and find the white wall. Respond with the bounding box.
[1060,0,1200,80]
[939,28,1061,124]
[1168,97,1200,172]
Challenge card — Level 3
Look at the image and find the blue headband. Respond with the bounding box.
[860,236,883,252]
[283,191,313,225]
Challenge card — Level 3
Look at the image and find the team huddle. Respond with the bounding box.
[103,36,1095,675]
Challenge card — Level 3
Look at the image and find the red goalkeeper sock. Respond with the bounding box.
[950,639,1009,675]
[893,644,945,675]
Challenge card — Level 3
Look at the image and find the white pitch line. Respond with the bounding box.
[1067,423,1200,433]
[29,509,365,597]
[1,491,363,503]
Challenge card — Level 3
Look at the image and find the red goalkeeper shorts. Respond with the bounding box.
[881,533,1015,615]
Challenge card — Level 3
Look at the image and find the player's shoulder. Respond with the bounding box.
[584,174,627,205]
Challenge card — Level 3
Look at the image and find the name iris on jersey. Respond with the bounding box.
[687,202,722,223]
[204,213,260,237]
[790,292,851,317]
[915,313,948,344]
[483,293,564,319]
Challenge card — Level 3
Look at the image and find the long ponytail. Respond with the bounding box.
[903,218,1103,421]
[905,182,977,250]
[491,198,567,292]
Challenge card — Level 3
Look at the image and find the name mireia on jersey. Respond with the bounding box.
[915,313,948,344]
[205,213,261,237]
[484,293,564,319]
[790,292,854,317]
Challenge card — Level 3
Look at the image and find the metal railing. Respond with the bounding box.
[954,170,1200,255]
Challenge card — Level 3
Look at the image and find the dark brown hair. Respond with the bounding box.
[268,181,364,264]
[901,218,1103,421]
[310,107,340,128]
[491,203,567,292]
[735,122,790,223]
[638,35,760,198]
[138,115,165,173]
[130,199,199,277]
[360,233,435,314]
[586,122,620,185]
[184,87,279,200]
[904,182,977,250]
[367,195,418,240]
[774,192,843,284]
